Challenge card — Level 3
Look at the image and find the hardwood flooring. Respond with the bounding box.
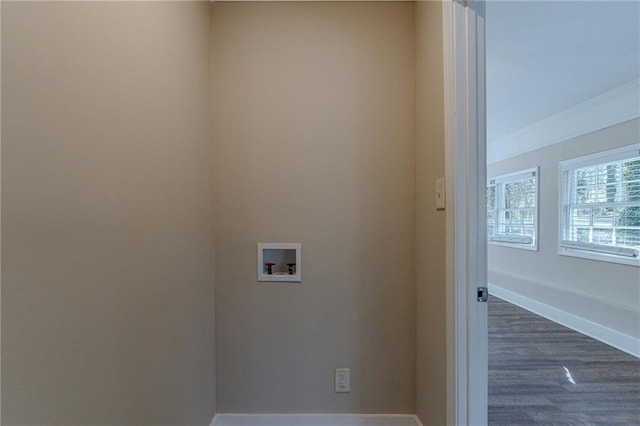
[488,295,640,425]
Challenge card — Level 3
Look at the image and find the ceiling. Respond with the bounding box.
[486,0,640,143]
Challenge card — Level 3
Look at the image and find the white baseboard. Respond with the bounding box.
[212,414,422,426]
[489,284,640,358]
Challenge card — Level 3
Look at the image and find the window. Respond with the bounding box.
[487,167,538,250]
[559,145,640,266]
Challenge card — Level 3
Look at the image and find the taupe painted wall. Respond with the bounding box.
[488,119,640,340]
[415,1,447,424]
[211,2,416,413]
[2,2,216,424]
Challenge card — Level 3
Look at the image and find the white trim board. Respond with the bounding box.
[489,284,640,358]
[488,78,640,165]
[212,414,423,426]
[443,1,489,424]
[210,0,412,2]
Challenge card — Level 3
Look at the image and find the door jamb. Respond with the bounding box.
[444,1,488,424]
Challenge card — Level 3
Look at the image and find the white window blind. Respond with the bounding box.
[560,145,640,264]
[487,168,538,249]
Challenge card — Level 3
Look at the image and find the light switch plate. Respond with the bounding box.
[436,178,446,210]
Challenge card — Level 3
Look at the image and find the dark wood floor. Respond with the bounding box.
[489,295,640,425]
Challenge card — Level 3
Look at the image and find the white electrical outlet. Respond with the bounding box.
[335,368,350,393]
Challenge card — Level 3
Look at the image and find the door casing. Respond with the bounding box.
[443,1,488,424]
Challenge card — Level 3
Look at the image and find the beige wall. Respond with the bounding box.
[415,1,447,425]
[488,119,640,340]
[1,2,216,424]
[211,2,416,413]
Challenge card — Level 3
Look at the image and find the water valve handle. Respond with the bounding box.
[265,263,276,275]
[287,263,296,275]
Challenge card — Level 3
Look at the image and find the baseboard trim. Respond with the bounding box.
[489,283,640,358]
[212,413,422,426]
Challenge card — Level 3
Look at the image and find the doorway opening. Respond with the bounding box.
[485,1,640,424]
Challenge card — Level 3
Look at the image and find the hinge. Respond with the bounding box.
[477,287,488,302]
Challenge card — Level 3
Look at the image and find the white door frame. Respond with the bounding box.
[443,1,487,425]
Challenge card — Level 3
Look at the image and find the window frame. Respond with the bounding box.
[487,167,539,251]
[558,144,640,267]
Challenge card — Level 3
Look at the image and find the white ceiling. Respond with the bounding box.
[486,0,640,143]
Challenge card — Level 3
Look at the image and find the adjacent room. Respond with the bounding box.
[486,1,640,424]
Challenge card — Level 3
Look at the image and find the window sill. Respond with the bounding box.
[558,248,640,267]
[488,241,538,251]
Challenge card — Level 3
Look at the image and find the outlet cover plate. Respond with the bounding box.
[335,368,350,393]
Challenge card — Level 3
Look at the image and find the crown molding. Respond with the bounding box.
[488,79,640,165]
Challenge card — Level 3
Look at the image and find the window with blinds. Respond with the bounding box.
[487,168,538,250]
[560,145,640,265]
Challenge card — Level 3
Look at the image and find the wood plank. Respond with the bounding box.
[489,295,640,425]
